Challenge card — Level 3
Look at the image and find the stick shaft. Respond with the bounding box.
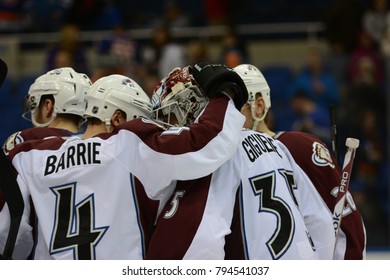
[332,138,359,237]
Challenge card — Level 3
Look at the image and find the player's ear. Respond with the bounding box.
[254,96,265,118]
[111,110,126,127]
[43,99,54,118]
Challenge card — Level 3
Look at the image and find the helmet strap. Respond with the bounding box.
[104,118,112,133]
[31,110,57,128]
[250,102,268,131]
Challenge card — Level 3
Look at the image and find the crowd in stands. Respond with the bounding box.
[0,0,389,248]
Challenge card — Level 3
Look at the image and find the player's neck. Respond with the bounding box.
[257,122,275,137]
[83,124,107,139]
[49,119,79,133]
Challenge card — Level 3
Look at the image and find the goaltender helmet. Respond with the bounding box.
[84,74,152,126]
[23,67,92,127]
[234,64,271,128]
[151,66,208,127]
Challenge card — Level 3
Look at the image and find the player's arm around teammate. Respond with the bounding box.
[0,64,248,259]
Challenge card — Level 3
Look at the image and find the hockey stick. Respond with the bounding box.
[0,58,25,259]
[332,137,359,238]
[329,105,338,163]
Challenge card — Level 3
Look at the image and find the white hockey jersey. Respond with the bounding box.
[0,95,244,260]
[227,130,336,259]
[147,130,335,259]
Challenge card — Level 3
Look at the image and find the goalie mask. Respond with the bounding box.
[23,67,92,127]
[151,66,208,127]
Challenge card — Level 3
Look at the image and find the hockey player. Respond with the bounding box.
[1,67,92,211]
[2,67,92,155]
[0,74,157,260]
[0,62,247,259]
[233,63,366,259]
[146,63,334,260]
[81,74,154,139]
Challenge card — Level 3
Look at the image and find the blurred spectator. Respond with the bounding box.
[222,48,245,68]
[287,46,341,108]
[348,107,388,246]
[93,0,123,30]
[323,48,349,99]
[0,0,29,32]
[141,24,186,79]
[380,12,390,54]
[337,43,387,245]
[149,0,191,29]
[219,26,249,68]
[379,11,390,93]
[322,0,363,94]
[52,49,75,69]
[339,52,386,144]
[45,23,90,75]
[202,0,232,26]
[290,89,332,147]
[139,72,160,98]
[324,0,363,53]
[348,30,384,86]
[28,0,70,32]
[186,39,209,65]
[362,0,389,47]
[93,25,141,80]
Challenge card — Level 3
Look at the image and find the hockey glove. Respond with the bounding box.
[190,61,248,110]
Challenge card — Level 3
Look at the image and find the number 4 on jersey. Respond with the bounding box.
[50,183,108,260]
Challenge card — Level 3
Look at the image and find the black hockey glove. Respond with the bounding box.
[190,61,248,110]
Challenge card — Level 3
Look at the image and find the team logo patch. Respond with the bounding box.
[50,69,63,75]
[3,131,24,155]
[311,141,335,168]
[122,78,135,89]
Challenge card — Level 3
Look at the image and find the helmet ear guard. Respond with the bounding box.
[234,64,271,128]
[84,74,152,125]
[22,67,92,126]
[233,64,271,110]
